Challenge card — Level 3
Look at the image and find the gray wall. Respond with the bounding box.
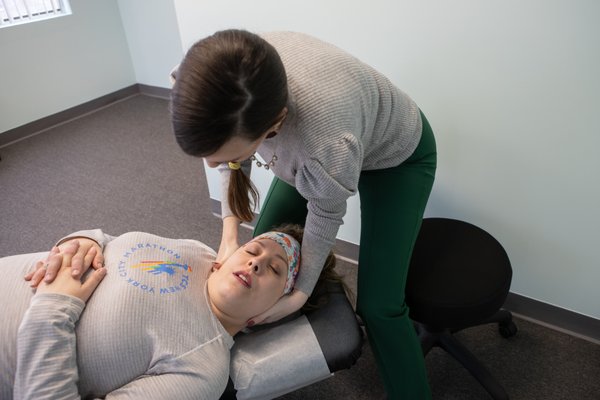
[0,0,135,133]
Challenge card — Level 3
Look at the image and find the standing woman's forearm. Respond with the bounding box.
[216,216,241,263]
[222,216,241,244]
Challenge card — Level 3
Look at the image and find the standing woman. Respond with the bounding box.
[170,29,436,399]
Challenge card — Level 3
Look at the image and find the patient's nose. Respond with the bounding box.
[247,259,262,274]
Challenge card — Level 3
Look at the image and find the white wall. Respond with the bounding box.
[0,0,135,133]
[116,0,183,88]
[173,0,600,319]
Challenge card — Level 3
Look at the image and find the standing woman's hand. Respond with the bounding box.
[216,239,239,264]
[248,290,309,326]
[24,237,104,288]
[35,241,107,303]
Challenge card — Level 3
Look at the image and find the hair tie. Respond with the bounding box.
[228,161,241,170]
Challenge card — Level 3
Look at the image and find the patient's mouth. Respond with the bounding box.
[234,272,252,288]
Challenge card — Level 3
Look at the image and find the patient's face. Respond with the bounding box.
[208,238,288,319]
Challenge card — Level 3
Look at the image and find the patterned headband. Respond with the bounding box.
[252,231,301,295]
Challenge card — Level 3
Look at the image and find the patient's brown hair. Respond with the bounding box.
[271,224,353,310]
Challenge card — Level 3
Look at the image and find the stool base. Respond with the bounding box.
[414,309,516,400]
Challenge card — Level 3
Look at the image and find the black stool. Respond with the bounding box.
[406,218,517,400]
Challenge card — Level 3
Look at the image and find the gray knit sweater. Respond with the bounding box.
[219,31,423,295]
[0,230,233,400]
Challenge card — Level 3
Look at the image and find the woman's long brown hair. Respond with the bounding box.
[229,168,259,222]
[170,29,288,222]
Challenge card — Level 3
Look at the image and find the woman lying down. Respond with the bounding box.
[0,225,306,399]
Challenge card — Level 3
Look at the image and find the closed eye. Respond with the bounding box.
[244,243,260,256]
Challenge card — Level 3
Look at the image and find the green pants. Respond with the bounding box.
[254,111,437,399]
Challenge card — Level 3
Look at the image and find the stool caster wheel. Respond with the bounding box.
[499,320,517,338]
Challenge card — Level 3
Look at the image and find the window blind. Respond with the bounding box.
[1,0,71,27]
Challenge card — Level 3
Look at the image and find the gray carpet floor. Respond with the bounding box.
[1,95,598,399]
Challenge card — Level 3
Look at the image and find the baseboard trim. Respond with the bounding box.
[504,293,599,344]
[138,84,171,100]
[0,84,172,148]
[0,85,140,148]
[211,199,599,344]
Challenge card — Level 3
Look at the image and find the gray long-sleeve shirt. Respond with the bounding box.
[0,230,233,400]
[219,31,422,295]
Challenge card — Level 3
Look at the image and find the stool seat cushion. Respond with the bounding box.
[406,218,512,329]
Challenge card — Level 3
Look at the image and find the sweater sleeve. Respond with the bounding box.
[293,133,363,294]
[216,159,253,219]
[14,295,230,400]
[56,229,116,251]
[14,293,85,400]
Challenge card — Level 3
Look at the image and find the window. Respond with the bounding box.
[0,0,71,28]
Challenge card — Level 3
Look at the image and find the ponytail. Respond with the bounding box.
[228,168,259,222]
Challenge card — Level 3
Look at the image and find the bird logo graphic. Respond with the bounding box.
[131,261,192,276]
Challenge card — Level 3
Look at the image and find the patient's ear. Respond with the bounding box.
[211,262,222,272]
